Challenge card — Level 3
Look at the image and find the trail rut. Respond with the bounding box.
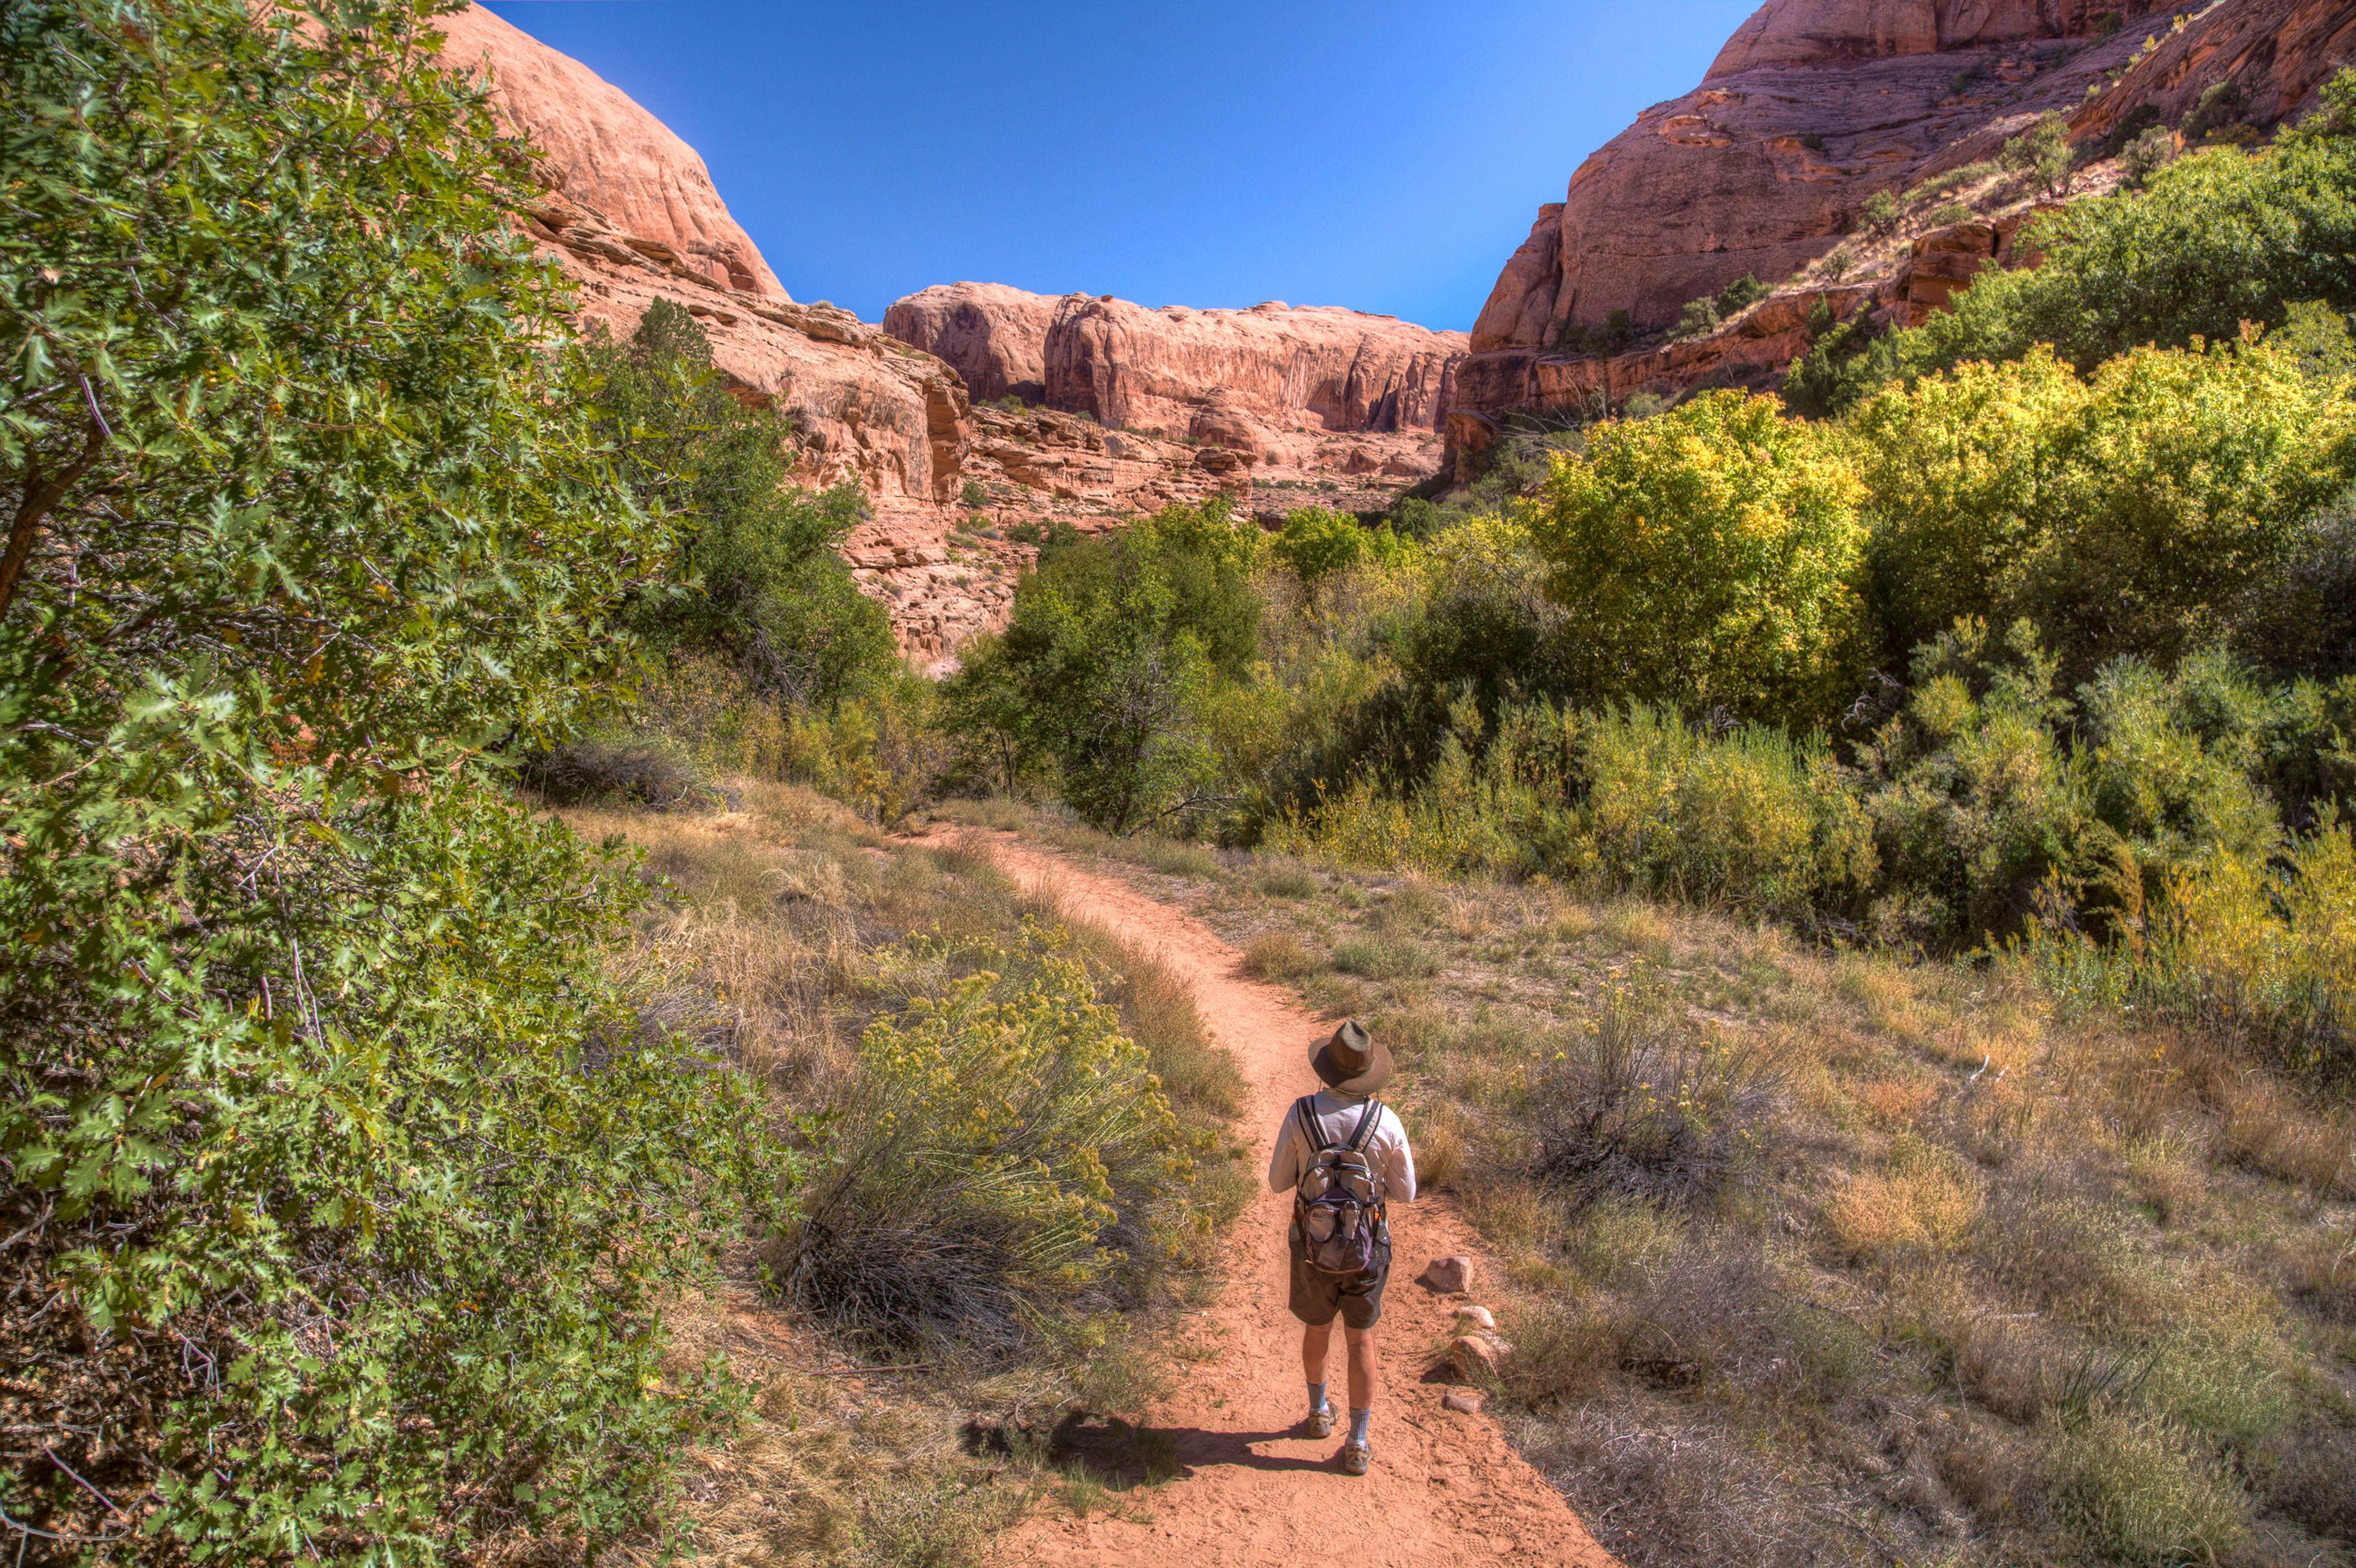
[928,830,1619,1568]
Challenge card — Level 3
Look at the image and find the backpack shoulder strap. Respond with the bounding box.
[1344,1096,1381,1154]
[1295,1094,1336,1153]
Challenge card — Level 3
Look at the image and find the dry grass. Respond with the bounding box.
[1034,820,2356,1568]
[1241,929,1319,982]
[556,783,1251,1564]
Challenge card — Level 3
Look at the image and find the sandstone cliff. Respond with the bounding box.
[1453,0,2356,455]
[881,282,1061,405]
[886,282,1465,456]
[433,5,1454,669]
[431,4,1011,665]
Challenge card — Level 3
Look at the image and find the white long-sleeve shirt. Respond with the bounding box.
[1266,1091,1417,1204]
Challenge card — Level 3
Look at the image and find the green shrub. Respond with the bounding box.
[1860,622,2091,948]
[777,932,1200,1352]
[0,0,779,1553]
[947,498,1263,831]
[2235,482,2356,680]
[1674,296,1723,340]
[1531,980,1784,1209]
[2044,812,2356,1077]
[1860,189,1904,237]
[1671,275,1767,341]
[2119,125,2177,188]
[2000,111,2078,197]
[1573,704,1878,918]
[1783,312,1898,419]
[1925,201,1974,228]
[1272,506,1412,604]
[1906,72,2356,377]
[1870,627,2339,956]
[2180,80,2247,142]
[588,302,896,710]
[1523,390,1869,728]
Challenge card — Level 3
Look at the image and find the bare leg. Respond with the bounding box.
[1301,1319,1333,1389]
[1343,1324,1379,1415]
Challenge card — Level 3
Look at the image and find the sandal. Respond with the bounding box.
[1341,1439,1371,1475]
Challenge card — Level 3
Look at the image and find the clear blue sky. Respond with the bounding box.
[478,1,1756,331]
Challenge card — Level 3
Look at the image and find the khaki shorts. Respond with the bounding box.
[1287,1230,1392,1330]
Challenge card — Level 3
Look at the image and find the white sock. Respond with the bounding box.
[1307,1380,1328,1415]
[1349,1407,1371,1446]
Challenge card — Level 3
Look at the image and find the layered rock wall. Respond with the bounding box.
[1453,0,2356,455]
[886,283,1466,455]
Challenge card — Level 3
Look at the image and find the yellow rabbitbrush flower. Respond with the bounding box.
[1522,390,1868,731]
[2152,819,2356,1072]
[779,926,1203,1350]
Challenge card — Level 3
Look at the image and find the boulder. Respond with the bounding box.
[1419,1256,1477,1295]
[1452,1304,1498,1332]
[1450,1334,1509,1380]
[1441,1389,1486,1415]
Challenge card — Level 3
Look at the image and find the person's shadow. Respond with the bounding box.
[966,1412,1338,1483]
[1146,1424,1339,1477]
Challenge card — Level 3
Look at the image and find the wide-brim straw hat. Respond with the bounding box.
[1310,1019,1392,1096]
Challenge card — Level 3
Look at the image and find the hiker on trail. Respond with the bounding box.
[1267,1019,1415,1477]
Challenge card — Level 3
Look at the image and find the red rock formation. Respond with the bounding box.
[431,4,784,299]
[426,0,998,671]
[428,6,1455,669]
[884,283,1059,405]
[429,2,973,520]
[1453,0,2356,459]
[885,283,1466,451]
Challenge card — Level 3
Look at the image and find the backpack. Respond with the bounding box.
[1291,1095,1387,1277]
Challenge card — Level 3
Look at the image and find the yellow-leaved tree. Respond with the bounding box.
[1853,341,2356,682]
[1520,390,1869,729]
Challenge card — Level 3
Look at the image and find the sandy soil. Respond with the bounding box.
[923,829,1619,1568]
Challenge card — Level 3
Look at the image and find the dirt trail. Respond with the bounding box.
[926,830,1619,1568]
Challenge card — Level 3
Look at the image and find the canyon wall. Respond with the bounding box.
[886,283,1465,464]
[1452,0,2356,455]
[434,4,969,514]
[431,5,1456,667]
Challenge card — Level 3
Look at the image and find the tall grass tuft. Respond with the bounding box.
[1529,978,1786,1209]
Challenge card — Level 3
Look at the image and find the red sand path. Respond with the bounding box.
[924,830,1620,1568]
